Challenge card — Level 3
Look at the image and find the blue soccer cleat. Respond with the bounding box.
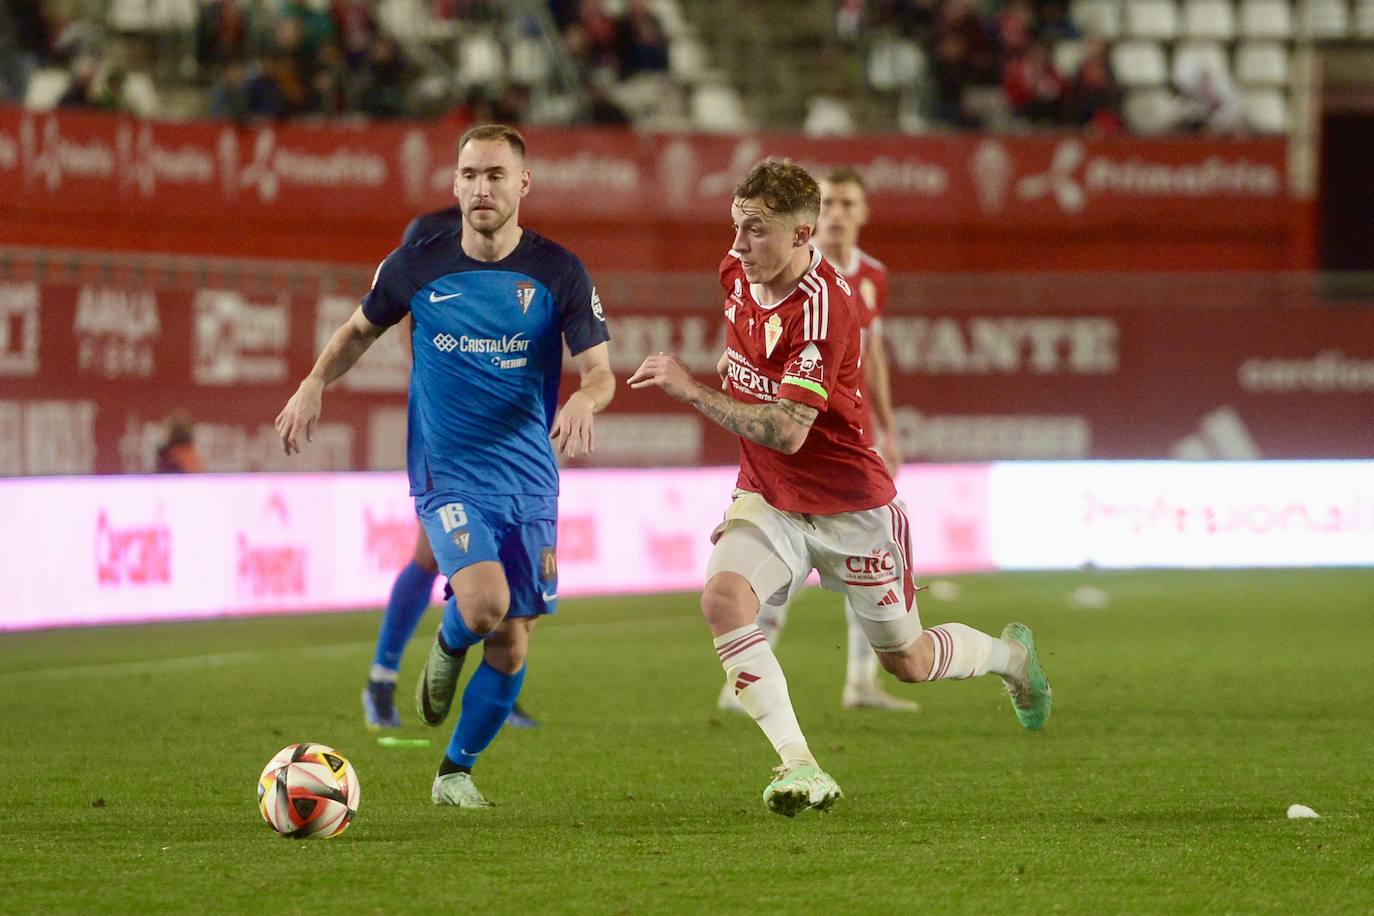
[362,680,401,730]
[505,701,540,729]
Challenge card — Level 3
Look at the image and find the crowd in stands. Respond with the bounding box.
[0,0,670,125]
[0,0,1311,134]
[862,0,1126,131]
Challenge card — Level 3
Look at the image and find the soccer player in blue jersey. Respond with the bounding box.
[276,123,614,808]
[361,203,538,733]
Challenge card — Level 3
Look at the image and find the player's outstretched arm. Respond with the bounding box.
[275,307,386,455]
[864,324,902,473]
[551,342,614,459]
[628,352,817,454]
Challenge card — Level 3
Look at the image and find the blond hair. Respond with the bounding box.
[456,123,527,160]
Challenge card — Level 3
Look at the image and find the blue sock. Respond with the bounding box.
[439,595,485,654]
[371,561,437,675]
[446,661,526,769]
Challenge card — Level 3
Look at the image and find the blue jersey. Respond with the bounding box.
[362,227,610,498]
[402,206,461,245]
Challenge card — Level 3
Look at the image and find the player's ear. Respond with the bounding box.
[519,168,531,198]
[451,168,461,198]
[793,220,814,248]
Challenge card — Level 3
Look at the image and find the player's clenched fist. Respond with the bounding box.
[628,352,699,402]
[275,377,324,455]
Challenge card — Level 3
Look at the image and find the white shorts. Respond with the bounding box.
[705,490,923,652]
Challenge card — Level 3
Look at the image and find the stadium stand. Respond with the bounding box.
[0,0,1362,135]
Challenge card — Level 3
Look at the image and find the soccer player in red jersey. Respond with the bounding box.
[718,165,914,715]
[630,159,1051,815]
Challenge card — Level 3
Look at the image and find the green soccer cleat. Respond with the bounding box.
[762,764,843,817]
[415,633,465,727]
[431,772,494,808]
[1001,623,1052,730]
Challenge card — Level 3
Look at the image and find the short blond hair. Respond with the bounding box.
[456,123,526,160]
[733,158,820,223]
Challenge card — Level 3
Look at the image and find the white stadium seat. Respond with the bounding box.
[1241,0,1296,34]
[458,32,505,88]
[1171,41,1230,88]
[668,37,708,83]
[691,83,750,132]
[508,37,551,85]
[1234,41,1290,84]
[1124,0,1180,37]
[867,38,925,91]
[1124,87,1181,133]
[1241,88,1290,132]
[1053,39,1088,76]
[1356,0,1374,34]
[377,0,426,41]
[1112,39,1170,86]
[22,68,71,110]
[120,71,159,116]
[1239,0,1294,36]
[1071,0,1123,37]
[107,0,151,31]
[1182,0,1237,37]
[803,96,857,136]
[1299,0,1351,35]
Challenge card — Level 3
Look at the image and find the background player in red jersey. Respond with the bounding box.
[629,159,1052,816]
[717,165,915,715]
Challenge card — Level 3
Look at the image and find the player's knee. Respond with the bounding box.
[700,573,757,632]
[482,626,528,674]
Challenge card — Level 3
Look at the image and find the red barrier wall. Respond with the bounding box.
[0,107,1312,272]
[3,255,1370,476]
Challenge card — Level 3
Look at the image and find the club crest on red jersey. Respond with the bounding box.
[763,314,783,357]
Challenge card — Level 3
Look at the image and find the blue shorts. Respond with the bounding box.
[416,490,559,619]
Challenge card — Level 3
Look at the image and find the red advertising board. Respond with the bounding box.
[0,106,1310,271]
[2,251,1370,476]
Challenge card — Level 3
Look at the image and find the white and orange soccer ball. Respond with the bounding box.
[257,743,360,839]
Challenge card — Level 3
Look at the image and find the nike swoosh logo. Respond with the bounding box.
[429,291,462,302]
[541,591,557,602]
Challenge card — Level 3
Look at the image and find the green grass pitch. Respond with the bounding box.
[2,568,1372,914]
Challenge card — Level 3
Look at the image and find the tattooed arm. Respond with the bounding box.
[628,352,818,454]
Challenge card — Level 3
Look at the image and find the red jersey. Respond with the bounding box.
[827,246,889,345]
[719,248,896,515]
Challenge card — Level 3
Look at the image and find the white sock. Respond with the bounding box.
[923,623,1013,681]
[369,664,399,684]
[755,598,789,648]
[843,600,878,689]
[714,624,814,767]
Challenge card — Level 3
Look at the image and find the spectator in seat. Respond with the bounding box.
[616,0,669,78]
[1037,0,1081,41]
[357,34,407,118]
[329,0,376,69]
[1175,51,1243,135]
[995,0,1036,58]
[56,54,102,108]
[156,412,204,474]
[1003,40,1066,125]
[1064,38,1123,132]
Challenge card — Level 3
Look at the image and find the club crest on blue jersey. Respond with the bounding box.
[515,281,536,315]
